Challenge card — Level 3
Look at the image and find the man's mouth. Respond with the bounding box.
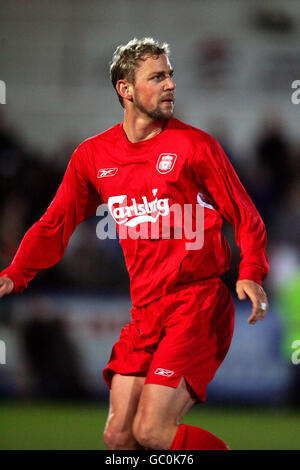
[161,97,174,103]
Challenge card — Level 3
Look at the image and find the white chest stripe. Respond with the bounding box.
[197,192,215,210]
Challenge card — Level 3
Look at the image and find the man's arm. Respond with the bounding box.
[0,144,101,297]
[194,138,269,324]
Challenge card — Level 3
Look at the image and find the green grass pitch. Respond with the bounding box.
[0,402,299,450]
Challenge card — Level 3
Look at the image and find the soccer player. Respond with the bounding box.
[0,38,269,450]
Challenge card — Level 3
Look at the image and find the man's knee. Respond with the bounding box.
[103,418,135,450]
[133,414,170,450]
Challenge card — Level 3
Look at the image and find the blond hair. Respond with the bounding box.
[110,37,170,107]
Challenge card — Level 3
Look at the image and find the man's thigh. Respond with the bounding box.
[106,373,145,427]
[135,377,196,427]
[132,377,197,449]
[104,373,145,449]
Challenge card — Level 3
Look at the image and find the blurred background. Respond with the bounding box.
[0,0,299,449]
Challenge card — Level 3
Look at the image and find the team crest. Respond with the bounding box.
[156,153,177,174]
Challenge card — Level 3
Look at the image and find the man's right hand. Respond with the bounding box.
[0,277,14,298]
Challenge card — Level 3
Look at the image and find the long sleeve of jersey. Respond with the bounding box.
[0,144,101,293]
[194,138,269,285]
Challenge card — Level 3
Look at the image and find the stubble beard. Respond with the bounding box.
[135,93,174,121]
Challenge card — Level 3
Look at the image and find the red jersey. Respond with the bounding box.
[1,118,269,307]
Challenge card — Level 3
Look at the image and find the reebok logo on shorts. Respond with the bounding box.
[154,368,174,377]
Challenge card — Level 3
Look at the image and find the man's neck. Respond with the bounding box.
[123,113,168,143]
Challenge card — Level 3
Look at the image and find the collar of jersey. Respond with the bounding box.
[116,119,173,162]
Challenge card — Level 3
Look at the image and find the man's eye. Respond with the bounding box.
[151,74,173,81]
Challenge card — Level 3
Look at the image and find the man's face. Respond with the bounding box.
[130,54,175,121]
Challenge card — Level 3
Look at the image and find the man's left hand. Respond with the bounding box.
[236,279,269,325]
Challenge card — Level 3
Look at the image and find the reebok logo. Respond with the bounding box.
[97,168,118,178]
[108,189,170,228]
[154,368,174,377]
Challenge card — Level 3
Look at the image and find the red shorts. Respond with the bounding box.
[103,278,235,403]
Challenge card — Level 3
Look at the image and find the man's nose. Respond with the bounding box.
[164,77,176,90]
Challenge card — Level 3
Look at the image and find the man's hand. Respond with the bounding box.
[0,276,14,299]
[236,279,269,325]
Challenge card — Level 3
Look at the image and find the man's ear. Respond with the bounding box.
[116,79,133,102]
